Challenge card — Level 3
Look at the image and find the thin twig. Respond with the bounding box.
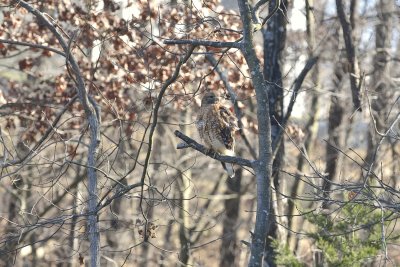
[0,38,66,57]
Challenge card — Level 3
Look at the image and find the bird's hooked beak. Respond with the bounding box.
[202,92,219,105]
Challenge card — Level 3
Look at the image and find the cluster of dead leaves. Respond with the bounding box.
[1,0,258,142]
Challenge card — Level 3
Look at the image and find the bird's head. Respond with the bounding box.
[201,92,220,106]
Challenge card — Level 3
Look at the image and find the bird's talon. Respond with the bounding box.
[206,149,217,158]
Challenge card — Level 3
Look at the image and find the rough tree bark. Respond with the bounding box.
[237,1,274,266]
[262,1,288,264]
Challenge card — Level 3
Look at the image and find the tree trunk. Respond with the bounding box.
[262,1,288,265]
[335,0,362,111]
[321,24,343,207]
[237,1,274,266]
[106,178,127,249]
[178,110,193,266]
[220,167,242,267]
[67,187,77,267]
[366,0,393,167]
[288,0,321,251]
[322,62,345,208]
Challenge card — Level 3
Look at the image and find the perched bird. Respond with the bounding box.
[196,92,239,178]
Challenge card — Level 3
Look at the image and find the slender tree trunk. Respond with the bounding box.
[106,178,127,249]
[140,200,154,266]
[335,0,362,111]
[140,113,168,266]
[159,219,174,267]
[262,1,288,265]
[220,167,242,267]
[237,1,274,266]
[366,0,393,167]
[178,110,193,266]
[321,23,347,207]
[3,137,33,265]
[322,61,345,208]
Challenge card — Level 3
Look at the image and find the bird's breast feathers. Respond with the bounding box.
[195,120,205,129]
[196,102,238,155]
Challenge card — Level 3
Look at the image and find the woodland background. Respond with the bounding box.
[0,0,400,266]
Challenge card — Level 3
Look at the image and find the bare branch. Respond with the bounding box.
[251,0,280,31]
[363,110,400,188]
[0,38,66,57]
[139,46,196,242]
[261,0,281,27]
[174,130,253,168]
[349,0,358,29]
[272,56,319,158]
[164,39,241,49]
[253,0,271,15]
[252,0,270,24]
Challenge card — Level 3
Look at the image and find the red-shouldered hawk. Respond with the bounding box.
[196,92,239,178]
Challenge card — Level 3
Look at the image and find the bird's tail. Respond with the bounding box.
[221,162,235,178]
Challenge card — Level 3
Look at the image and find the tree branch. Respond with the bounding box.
[164,39,241,49]
[174,130,253,168]
[253,0,271,17]
[138,46,195,242]
[251,0,280,31]
[261,0,281,27]
[272,56,319,158]
[0,38,66,57]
